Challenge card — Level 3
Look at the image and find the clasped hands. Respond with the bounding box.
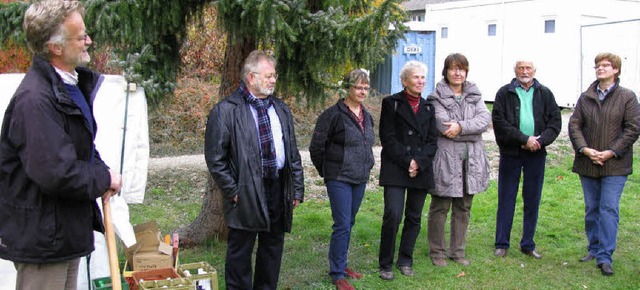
[583,147,614,166]
[102,169,123,203]
[409,159,418,178]
[521,136,541,152]
[442,121,462,139]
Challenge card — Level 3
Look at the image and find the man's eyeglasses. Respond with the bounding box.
[251,72,278,80]
[66,34,89,43]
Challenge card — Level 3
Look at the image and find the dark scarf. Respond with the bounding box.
[241,82,278,179]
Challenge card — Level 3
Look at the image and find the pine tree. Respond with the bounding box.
[178,0,406,245]
[1,0,407,245]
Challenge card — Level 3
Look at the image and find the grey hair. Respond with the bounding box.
[241,50,277,82]
[342,68,370,88]
[400,60,427,82]
[23,0,85,59]
[513,60,536,72]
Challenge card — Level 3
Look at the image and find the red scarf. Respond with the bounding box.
[405,91,421,113]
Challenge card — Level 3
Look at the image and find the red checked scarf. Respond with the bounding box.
[241,82,279,179]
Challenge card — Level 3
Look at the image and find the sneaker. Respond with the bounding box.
[333,278,355,290]
[379,270,394,281]
[431,257,448,267]
[345,268,363,279]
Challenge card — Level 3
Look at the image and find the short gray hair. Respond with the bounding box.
[342,68,370,89]
[23,0,85,59]
[241,50,277,82]
[400,60,427,82]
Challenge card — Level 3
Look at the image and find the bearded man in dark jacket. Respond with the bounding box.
[205,50,305,290]
[0,1,122,289]
[491,60,561,260]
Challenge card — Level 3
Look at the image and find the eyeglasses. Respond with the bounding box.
[251,72,278,80]
[594,63,612,69]
[353,85,370,91]
[66,34,89,43]
[448,68,466,73]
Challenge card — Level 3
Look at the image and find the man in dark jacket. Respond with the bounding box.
[0,1,122,289]
[205,50,304,290]
[492,60,561,259]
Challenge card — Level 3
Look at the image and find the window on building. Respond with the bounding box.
[441,27,448,39]
[488,24,497,36]
[545,19,556,33]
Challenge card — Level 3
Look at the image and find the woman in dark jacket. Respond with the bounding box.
[378,61,438,281]
[310,69,375,290]
[569,52,640,276]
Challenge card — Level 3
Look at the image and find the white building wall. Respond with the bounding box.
[423,0,640,107]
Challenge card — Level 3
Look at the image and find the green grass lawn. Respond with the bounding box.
[130,153,640,289]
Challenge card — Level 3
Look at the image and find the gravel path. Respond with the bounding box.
[149,110,571,172]
[147,111,572,200]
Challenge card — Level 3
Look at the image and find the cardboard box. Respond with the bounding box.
[125,221,176,271]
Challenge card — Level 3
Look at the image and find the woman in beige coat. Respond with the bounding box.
[427,53,490,267]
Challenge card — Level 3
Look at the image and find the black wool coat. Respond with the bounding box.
[378,91,438,190]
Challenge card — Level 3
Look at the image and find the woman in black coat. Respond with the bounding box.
[378,60,438,281]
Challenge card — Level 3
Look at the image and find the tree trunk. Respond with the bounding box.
[175,33,256,246]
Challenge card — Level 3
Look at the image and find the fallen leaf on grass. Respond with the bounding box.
[456,271,465,278]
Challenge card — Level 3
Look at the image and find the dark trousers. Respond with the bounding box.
[379,186,428,271]
[225,176,285,290]
[495,150,546,251]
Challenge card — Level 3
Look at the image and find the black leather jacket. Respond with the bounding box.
[0,55,111,263]
[205,83,304,232]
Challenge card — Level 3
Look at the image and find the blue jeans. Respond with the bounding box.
[495,151,546,251]
[580,175,627,265]
[326,180,366,281]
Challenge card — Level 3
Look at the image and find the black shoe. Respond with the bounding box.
[520,248,542,259]
[579,254,595,262]
[494,248,507,257]
[597,263,614,276]
[397,265,415,276]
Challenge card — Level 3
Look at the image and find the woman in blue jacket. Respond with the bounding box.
[310,69,375,290]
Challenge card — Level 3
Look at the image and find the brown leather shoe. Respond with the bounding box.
[451,257,470,266]
[521,248,542,259]
[579,254,595,262]
[431,257,447,267]
[494,248,507,257]
[345,268,363,279]
[333,278,355,290]
[597,263,614,276]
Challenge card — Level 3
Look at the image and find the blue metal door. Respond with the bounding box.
[372,31,436,97]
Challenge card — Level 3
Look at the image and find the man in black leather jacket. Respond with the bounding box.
[205,50,304,290]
